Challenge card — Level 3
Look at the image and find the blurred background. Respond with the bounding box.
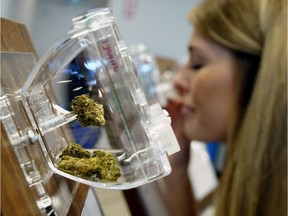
[1,0,198,61]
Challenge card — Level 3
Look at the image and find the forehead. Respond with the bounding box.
[188,31,229,57]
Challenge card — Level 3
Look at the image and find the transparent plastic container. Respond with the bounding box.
[129,43,161,105]
[14,8,180,190]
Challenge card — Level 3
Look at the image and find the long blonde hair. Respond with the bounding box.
[189,0,287,215]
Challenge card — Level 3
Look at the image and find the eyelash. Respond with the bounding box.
[190,63,203,70]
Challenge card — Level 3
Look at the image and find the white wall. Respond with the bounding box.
[1,0,199,61]
[1,0,108,55]
[108,0,199,62]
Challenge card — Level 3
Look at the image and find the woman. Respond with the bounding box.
[164,0,287,215]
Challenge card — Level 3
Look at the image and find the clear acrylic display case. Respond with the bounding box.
[1,8,179,190]
[129,43,161,105]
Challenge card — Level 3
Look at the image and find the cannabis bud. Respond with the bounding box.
[59,143,90,158]
[57,143,121,182]
[71,94,105,127]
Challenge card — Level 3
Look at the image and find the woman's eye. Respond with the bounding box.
[190,64,203,70]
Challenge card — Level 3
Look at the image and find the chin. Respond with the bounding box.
[184,124,224,143]
[183,124,200,141]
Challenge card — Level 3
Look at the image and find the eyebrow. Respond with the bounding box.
[188,45,202,56]
[188,45,194,54]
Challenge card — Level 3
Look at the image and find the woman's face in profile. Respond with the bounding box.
[181,31,239,142]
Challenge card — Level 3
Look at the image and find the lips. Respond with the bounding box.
[181,104,196,114]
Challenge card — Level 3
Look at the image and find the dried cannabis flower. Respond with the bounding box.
[59,143,90,159]
[71,94,105,127]
[57,143,121,182]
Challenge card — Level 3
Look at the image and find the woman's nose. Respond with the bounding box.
[174,80,188,96]
[173,63,190,96]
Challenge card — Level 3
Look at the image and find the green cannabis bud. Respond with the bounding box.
[71,94,105,127]
[59,143,90,159]
[57,143,121,182]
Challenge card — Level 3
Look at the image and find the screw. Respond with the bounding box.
[28,130,38,144]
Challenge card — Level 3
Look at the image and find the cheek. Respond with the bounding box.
[188,69,237,141]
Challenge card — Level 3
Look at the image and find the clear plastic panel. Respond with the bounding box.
[0,53,58,215]
[19,8,174,189]
[1,53,52,185]
[129,43,161,105]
